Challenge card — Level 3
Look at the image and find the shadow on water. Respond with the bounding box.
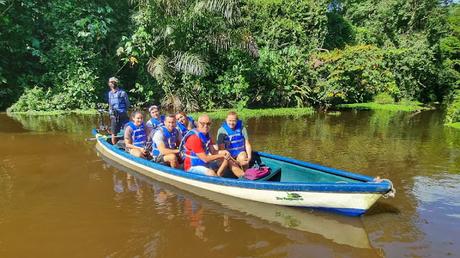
[0,113,29,133]
[98,149,373,250]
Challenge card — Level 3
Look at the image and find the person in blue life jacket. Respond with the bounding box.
[150,115,182,168]
[146,105,165,131]
[176,111,196,137]
[217,111,253,176]
[182,115,231,177]
[107,77,130,144]
[124,111,150,158]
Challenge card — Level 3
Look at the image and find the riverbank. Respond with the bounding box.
[190,107,314,120]
[6,109,98,116]
[7,107,315,119]
[446,122,460,129]
[337,101,431,112]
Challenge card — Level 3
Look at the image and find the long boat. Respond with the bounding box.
[107,161,372,249]
[93,129,395,216]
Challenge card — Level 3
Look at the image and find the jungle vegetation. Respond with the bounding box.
[1,0,459,124]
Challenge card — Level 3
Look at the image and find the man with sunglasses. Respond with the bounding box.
[107,77,129,144]
[182,115,230,176]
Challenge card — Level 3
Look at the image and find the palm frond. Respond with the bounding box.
[147,55,173,83]
[172,51,208,76]
[194,0,241,21]
[240,31,259,58]
[155,0,182,15]
[208,32,232,52]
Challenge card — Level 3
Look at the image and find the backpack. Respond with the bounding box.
[244,166,270,180]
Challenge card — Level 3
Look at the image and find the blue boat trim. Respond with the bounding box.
[309,207,366,217]
[94,130,391,193]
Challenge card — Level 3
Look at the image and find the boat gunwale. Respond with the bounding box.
[93,129,391,193]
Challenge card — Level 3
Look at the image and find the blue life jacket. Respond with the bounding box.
[221,120,246,157]
[147,115,165,130]
[151,126,179,157]
[177,116,196,137]
[108,89,128,113]
[188,116,196,127]
[181,129,211,167]
[126,121,146,148]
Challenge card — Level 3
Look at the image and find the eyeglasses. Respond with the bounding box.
[199,122,212,127]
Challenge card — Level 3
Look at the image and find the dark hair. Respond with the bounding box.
[165,114,176,120]
[177,111,187,117]
[227,111,238,118]
[131,111,143,119]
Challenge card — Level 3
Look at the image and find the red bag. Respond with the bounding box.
[244,166,270,180]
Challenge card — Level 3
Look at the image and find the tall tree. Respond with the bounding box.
[119,0,258,111]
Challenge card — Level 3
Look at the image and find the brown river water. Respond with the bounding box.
[0,110,459,258]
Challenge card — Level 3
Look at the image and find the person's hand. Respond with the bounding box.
[218,150,231,160]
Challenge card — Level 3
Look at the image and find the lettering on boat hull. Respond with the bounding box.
[276,192,304,201]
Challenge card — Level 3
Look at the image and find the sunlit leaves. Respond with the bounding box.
[147,55,173,83]
[173,51,208,76]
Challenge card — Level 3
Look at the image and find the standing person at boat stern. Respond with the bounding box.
[217,111,252,173]
[107,77,130,144]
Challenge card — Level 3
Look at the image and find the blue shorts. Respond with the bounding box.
[187,162,219,175]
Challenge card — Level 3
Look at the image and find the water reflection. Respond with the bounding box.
[104,154,373,250]
[412,174,460,256]
[7,113,99,134]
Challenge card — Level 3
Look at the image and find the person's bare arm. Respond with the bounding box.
[195,152,226,163]
[245,139,252,161]
[124,126,142,150]
[157,141,179,155]
[124,127,144,151]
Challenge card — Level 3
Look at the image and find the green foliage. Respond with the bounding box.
[2,0,130,111]
[3,0,459,120]
[324,12,355,49]
[338,102,429,112]
[190,107,314,120]
[8,87,50,112]
[247,0,328,50]
[443,4,460,125]
[312,45,399,104]
[254,47,313,107]
[446,90,460,124]
[374,93,395,104]
[117,0,258,111]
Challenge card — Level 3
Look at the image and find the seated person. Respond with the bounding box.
[182,115,230,177]
[146,105,164,131]
[176,111,196,137]
[151,115,182,168]
[217,111,252,177]
[124,111,150,158]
